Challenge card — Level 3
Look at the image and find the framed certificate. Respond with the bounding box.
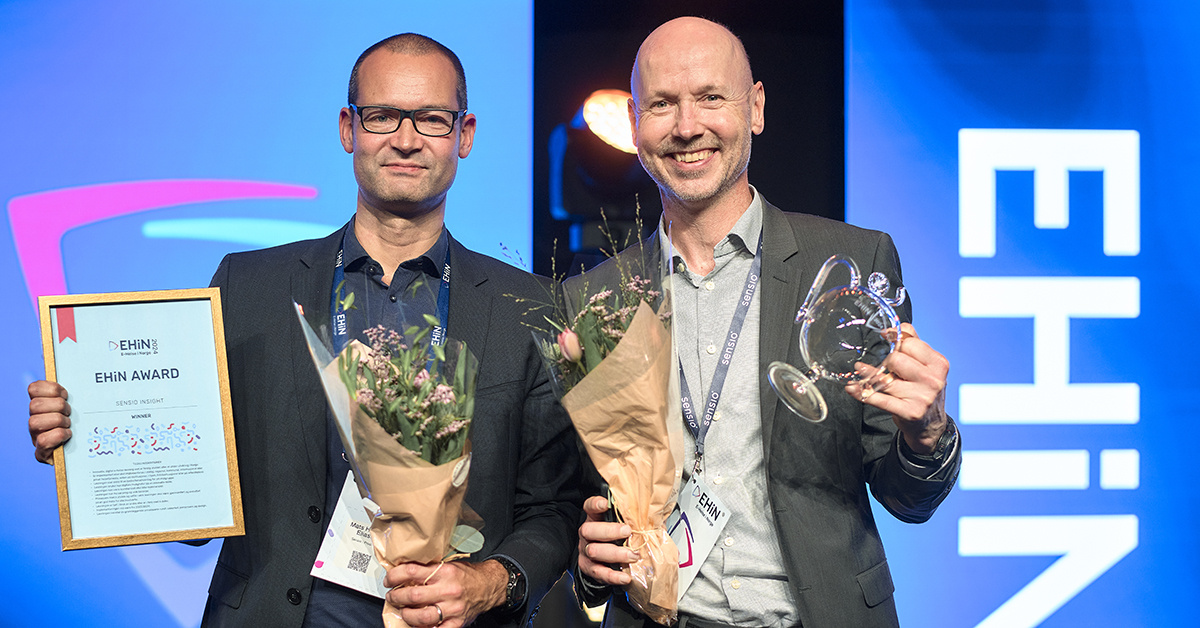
[39,288,243,550]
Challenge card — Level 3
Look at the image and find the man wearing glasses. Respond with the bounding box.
[28,33,581,628]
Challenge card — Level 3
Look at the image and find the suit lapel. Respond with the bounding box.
[290,226,345,490]
[758,202,803,460]
[446,237,491,369]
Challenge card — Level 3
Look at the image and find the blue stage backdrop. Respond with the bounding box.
[0,2,530,626]
[848,1,1199,626]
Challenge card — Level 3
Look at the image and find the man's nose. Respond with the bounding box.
[673,101,704,140]
[389,117,423,152]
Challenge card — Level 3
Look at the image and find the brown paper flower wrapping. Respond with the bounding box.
[562,301,683,624]
[321,341,476,628]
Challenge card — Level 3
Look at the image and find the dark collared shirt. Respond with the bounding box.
[339,221,450,344]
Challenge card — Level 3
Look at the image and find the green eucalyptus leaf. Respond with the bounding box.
[449,524,485,554]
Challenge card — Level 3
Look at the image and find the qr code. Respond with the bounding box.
[347,550,372,574]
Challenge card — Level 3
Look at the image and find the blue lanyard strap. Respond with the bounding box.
[678,235,763,474]
[430,254,451,347]
[329,240,451,354]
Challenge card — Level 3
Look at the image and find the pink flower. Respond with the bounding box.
[415,413,435,436]
[435,419,469,439]
[558,329,583,362]
[413,369,431,388]
[366,353,390,380]
[429,384,456,405]
[356,388,382,411]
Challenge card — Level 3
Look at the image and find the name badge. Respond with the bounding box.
[310,471,389,598]
[666,474,731,600]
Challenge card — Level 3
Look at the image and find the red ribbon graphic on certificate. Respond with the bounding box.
[56,307,76,343]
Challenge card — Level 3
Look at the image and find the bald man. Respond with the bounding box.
[570,17,961,628]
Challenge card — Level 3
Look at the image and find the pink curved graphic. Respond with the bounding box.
[669,512,695,569]
[7,179,318,311]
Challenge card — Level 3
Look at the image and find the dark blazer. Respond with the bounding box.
[201,224,582,627]
[566,201,960,628]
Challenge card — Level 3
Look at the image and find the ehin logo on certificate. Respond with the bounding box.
[109,338,160,355]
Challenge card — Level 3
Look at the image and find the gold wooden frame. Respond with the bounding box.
[39,288,243,550]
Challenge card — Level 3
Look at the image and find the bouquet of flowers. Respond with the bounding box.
[296,306,482,628]
[339,319,473,467]
[546,274,663,387]
[536,259,684,625]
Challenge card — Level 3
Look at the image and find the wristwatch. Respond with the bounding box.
[898,418,959,478]
[927,419,958,461]
[493,556,527,612]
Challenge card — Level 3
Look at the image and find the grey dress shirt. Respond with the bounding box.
[663,192,799,627]
[660,190,957,626]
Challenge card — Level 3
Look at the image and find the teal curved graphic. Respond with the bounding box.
[142,219,336,248]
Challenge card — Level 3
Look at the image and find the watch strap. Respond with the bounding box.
[492,556,527,612]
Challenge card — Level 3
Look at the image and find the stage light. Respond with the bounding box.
[548,89,661,262]
[581,89,636,154]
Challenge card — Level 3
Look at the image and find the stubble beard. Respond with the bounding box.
[641,134,752,206]
[355,157,452,218]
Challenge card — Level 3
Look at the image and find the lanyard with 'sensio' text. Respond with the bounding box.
[329,243,451,354]
[678,234,762,475]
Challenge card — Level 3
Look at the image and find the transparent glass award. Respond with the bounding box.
[767,254,907,422]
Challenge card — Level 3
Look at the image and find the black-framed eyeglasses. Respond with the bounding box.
[350,105,465,137]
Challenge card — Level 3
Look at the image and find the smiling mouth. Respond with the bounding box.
[671,149,714,163]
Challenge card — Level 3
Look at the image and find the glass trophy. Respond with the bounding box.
[767,254,907,422]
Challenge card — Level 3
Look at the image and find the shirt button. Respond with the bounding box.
[287,588,302,605]
[713,475,724,485]
[706,344,716,355]
[712,411,722,422]
[730,579,741,590]
[308,506,321,523]
[389,295,397,302]
[724,537,734,547]
[704,281,715,291]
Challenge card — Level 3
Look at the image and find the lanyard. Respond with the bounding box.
[678,235,762,475]
[329,241,451,354]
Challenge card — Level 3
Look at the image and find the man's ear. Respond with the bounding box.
[751,81,765,135]
[627,98,639,149]
[339,107,355,153]
[457,113,476,158]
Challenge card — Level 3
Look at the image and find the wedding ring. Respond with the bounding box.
[433,603,444,626]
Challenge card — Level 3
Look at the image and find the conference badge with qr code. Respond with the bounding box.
[310,470,388,597]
